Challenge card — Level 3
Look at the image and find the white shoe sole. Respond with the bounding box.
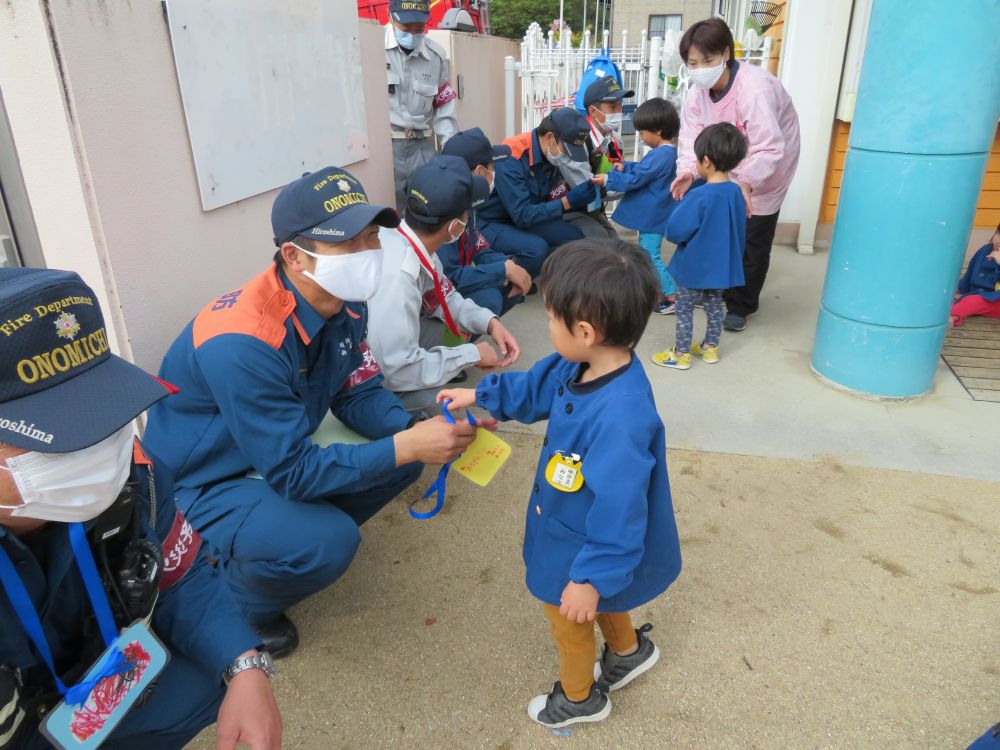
[593,644,661,692]
[526,694,611,728]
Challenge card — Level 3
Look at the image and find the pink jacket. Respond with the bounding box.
[678,61,800,216]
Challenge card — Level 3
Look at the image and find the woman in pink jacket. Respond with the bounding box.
[671,17,800,332]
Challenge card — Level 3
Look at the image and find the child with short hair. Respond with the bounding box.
[951,223,1000,326]
[592,97,681,314]
[439,239,682,729]
[652,122,747,370]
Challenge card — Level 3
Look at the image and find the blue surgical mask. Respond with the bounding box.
[395,30,424,50]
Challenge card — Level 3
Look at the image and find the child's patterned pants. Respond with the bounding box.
[675,286,725,352]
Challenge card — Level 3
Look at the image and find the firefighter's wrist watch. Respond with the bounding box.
[223,650,276,685]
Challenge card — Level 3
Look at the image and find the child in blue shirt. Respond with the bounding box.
[439,239,682,729]
[652,122,747,370]
[592,98,680,315]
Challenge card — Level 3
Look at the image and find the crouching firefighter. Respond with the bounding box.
[0,268,280,750]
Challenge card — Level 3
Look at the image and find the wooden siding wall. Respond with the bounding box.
[820,122,1000,228]
[762,0,786,75]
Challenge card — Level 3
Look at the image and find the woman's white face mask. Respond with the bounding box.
[0,424,134,523]
[294,243,384,302]
[688,55,728,89]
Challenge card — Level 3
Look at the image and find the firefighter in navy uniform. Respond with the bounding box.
[0,269,280,749]
[385,0,459,212]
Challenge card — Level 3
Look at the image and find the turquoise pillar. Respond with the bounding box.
[811,0,1000,398]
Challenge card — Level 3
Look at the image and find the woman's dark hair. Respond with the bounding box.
[694,122,747,172]
[538,238,659,349]
[679,17,735,63]
[631,98,680,140]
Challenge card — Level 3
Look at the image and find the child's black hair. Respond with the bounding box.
[631,97,680,141]
[538,238,659,349]
[693,122,747,173]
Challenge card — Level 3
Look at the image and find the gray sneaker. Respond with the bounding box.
[526,681,611,728]
[722,312,747,331]
[593,623,660,692]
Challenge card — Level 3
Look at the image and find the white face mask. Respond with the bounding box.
[602,112,624,133]
[689,58,727,89]
[294,243,384,302]
[0,424,133,523]
[545,141,572,166]
[447,218,467,243]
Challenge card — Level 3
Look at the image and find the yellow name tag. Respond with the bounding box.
[545,452,584,492]
[453,429,512,487]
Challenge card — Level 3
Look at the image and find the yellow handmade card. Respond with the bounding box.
[453,429,512,487]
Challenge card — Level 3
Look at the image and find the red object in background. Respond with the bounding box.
[357,0,488,34]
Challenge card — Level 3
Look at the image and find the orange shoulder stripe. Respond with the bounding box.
[503,131,533,162]
[192,266,296,350]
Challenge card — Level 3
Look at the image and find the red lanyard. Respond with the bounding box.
[589,118,623,164]
[397,226,460,336]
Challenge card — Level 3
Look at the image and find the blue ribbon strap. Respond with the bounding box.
[0,523,130,706]
[409,399,477,520]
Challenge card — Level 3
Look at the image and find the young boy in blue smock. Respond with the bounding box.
[439,239,682,729]
[592,97,680,315]
[652,122,748,370]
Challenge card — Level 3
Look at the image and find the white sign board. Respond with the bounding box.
[166,0,369,210]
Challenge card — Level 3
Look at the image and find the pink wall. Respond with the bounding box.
[44,3,394,371]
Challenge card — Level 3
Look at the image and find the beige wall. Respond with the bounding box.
[3,3,394,372]
[2,3,515,373]
[611,0,713,42]
[428,31,520,145]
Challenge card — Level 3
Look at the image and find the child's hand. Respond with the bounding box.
[613,162,625,171]
[590,173,607,186]
[436,388,477,411]
[559,582,599,624]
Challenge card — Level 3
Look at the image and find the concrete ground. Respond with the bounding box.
[190,242,999,749]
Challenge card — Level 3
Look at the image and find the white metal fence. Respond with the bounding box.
[514,21,772,160]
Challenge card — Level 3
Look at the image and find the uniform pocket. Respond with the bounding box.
[546,514,586,543]
[413,80,438,99]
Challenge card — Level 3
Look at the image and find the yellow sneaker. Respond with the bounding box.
[651,347,692,370]
[690,342,720,364]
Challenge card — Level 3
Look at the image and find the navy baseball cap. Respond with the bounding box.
[390,0,430,24]
[0,268,172,453]
[271,167,399,246]
[546,107,591,163]
[405,155,491,222]
[442,128,512,170]
[583,76,635,108]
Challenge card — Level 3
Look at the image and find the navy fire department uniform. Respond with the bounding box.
[0,442,260,749]
[476,127,587,278]
[143,265,422,627]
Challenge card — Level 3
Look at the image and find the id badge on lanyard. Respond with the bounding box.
[0,523,168,749]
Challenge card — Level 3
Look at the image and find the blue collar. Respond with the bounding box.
[278,268,325,342]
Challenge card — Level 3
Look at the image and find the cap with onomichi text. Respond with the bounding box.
[271,166,399,247]
[0,268,172,452]
[390,0,430,24]
[583,75,635,108]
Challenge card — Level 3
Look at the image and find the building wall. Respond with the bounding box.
[611,0,713,44]
[1,3,516,374]
[427,30,520,145]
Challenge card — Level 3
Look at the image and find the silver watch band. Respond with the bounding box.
[223,651,275,684]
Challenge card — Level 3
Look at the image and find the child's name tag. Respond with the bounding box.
[41,622,169,750]
[545,452,585,492]
[453,428,511,487]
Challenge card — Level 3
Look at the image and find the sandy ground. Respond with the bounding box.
[190,432,999,749]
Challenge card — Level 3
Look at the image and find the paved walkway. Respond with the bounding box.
[487,243,1000,481]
